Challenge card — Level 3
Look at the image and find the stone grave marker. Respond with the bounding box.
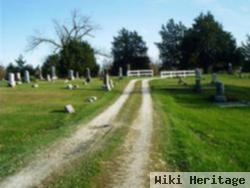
[119,67,123,79]
[75,72,80,79]
[238,66,243,78]
[51,66,57,80]
[8,73,16,87]
[64,104,75,113]
[211,73,217,84]
[32,84,39,88]
[66,84,73,90]
[38,68,44,80]
[68,70,75,80]
[194,68,202,92]
[127,64,131,76]
[47,74,51,82]
[24,70,30,83]
[214,82,227,103]
[16,72,22,84]
[228,62,233,74]
[85,68,91,83]
[103,71,111,91]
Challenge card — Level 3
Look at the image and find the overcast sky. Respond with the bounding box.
[1,0,250,66]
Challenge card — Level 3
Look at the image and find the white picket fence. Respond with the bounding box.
[160,70,195,78]
[127,70,154,77]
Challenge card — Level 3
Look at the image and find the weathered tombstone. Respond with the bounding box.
[211,73,217,84]
[16,72,21,81]
[75,72,79,79]
[119,67,123,79]
[47,74,51,82]
[127,64,131,76]
[51,66,57,80]
[214,82,227,102]
[109,79,114,88]
[16,72,22,84]
[194,68,202,92]
[32,84,39,88]
[73,85,79,89]
[68,70,75,80]
[38,68,44,80]
[64,104,75,113]
[87,96,98,103]
[228,62,233,74]
[8,73,16,87]
[66,84,73,90]
[85,68,91,83]
[238,66,243,78]
[24,70,30,83]
[103,71,111,91]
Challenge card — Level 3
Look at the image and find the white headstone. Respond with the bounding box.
[8,73,16,87]
[211,73,217,84]
[16,72,21,81]
[103,72,111,91]
[119,67,123,79]
[24,70,30,83]
[64,104,75,113]
[68,70,75,80]
[75,72,79,79]
[32,84,39,88]
[66,84,73,90]
[51,66,57,80]
[47,74,51,82]
[127,64,131,76]
[38,68,44,80]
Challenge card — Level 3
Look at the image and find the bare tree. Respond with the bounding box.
[27,10,99,52]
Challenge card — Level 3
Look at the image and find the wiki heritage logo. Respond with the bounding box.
[150,172,250,188]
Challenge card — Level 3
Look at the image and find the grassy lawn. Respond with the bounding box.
[150,74,250,172]
[41,81,142,188]
[0,78,129,179]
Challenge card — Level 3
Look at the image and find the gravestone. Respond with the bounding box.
[109,79,114,88]
[51,66,57,80]
[103,71,111,91]
[32,84,39,88]
[73,85,79,89]
[16,72,22,85]
[66,84,73,90]
[16,72,21,81]
[68,70,75,80]
[214,82,227,102]
[24,70,30,83]
[75,72,79,79]
[119,67,123,79]
[64,104,75,113]
[87,96,98,103]
[194,68,202,92]
[127,64,131,76]
[85,68,91,83]
[228,63,233,74]
[211,73,217,84]
[38,68,44,80]
[47,74,51,82]
[8,73,16,87]
[238,66,243,78]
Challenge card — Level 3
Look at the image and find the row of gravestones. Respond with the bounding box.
[7,66,125,93]
[194,68,227,102]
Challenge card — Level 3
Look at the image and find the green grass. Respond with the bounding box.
[41,81,142,188]
[0,78,129,179]
[150,74,250,171]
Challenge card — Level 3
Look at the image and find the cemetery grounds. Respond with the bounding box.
[0,74,249,187]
